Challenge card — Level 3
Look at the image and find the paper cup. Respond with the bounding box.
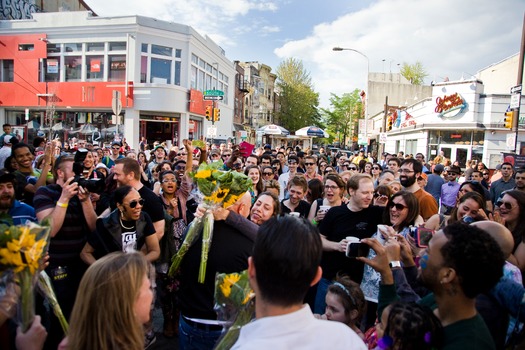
[289,212,300,217]
[319,205,331,213]
[346,236,360,243]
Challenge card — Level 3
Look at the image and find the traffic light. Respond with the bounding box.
[386,116,393,131]
[213,108,220,122]
[504,111,513,129]
[205,106,212,121]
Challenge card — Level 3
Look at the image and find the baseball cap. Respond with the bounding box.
[264,144,271,149]
[417,173,428,180]
[434,164,445,172]
[210,149,220,156]
[111,141,121,147]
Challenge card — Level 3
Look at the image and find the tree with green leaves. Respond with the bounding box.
[400,61,428,85]
[321,90,363,149]
[275,58,321,132]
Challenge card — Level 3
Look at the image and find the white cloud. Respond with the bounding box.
[274,0,524,107]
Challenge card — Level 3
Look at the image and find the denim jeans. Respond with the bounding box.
[179,315,224,350]
[314,277,331,314]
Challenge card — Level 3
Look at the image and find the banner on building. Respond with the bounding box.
[502,153,525,169]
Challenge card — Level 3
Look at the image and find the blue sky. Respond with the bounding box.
[86,0,524,108]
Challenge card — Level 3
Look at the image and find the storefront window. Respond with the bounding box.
[151,58,171,84]
[47,43,61,54]
[109,55,126,81]
[86,55,104,81]
[65,56,82,81]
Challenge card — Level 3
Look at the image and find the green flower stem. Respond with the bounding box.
[168,216,204,277]
[198,211,215,284]
[19,270,34,333]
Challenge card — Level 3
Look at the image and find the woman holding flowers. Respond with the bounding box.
[60,252,153,350]
[80,185,160,264]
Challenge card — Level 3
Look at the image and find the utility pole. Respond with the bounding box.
[513,13,525,153]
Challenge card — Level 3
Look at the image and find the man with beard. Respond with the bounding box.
[0,169,36,224]
[514,168,525,192]
[399,158,437,221]
[361,222,504,349]
[315,173,383,314]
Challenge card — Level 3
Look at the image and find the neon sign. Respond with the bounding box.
[435,93,467,118]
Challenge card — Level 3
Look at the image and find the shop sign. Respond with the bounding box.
[435,93,467,118]
[91,59,101,73]
[47,59,58,74]
[393,109,416,128]
[450,134,462,139]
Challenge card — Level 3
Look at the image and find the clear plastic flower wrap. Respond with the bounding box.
[0,221,51,332]
[213,270,255,350]
[168,162,252,283]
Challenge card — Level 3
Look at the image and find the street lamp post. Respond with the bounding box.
[333,47,370,152]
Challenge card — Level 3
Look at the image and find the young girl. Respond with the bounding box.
[318,275,366,339]
[374,302,443,350]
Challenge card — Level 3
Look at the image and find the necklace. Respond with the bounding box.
[120,216,135,230]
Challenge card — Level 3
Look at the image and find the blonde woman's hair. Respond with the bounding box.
[67,252,150,350]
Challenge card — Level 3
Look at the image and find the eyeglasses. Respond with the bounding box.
[174,165,184,171]
[399,169,415,174]
[496,200,516,211]
[128,198,145,208]
[263,172,273,176]
[389,202,407,211]
[324,185,339,190]
[305,162,315,166]
[162,178,177,183]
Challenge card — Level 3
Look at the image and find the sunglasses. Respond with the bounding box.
[483,173,489,176]
[263,172,273,176]
[112,147,120,150]
[177,153,187,156]
[373,167,380,170]
[174,165,184,171]
[374,192,388,198]
[222,154,231,157]
[496,200,515,211]
[305,162,315,166]
[128,198,145,208]
[389,202,407,211]
[232,163,242,169]
[349,167,358,170]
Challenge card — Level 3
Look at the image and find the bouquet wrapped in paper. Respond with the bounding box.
[169,162,252,283]
[213,270,255,350]
[0,222,50,332]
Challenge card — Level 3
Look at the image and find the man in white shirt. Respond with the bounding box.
[232,216,366,350]
[278,155,299,200]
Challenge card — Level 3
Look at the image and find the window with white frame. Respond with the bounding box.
[191,54,229,104]
[140,43,182,85]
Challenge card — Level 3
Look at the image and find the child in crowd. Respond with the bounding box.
[316,275,366,339]
[373,302,443,350]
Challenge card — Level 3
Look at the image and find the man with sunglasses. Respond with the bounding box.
[101,141,125,169]
[304,156,322,181]
[490,162,515,204]
[440,165,461,215]
[399,158,438,221]
[34,155,98,348]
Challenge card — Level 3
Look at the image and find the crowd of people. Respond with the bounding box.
[1,127,525,349]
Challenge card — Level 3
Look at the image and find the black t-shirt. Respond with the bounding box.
[179,221,254,319]
[138,185,165,223]
[318,204,384,283]
[280,199,311,218]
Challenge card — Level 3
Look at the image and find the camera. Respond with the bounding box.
[409,226,434,248]
[73,149,105,193]
[345,242,370,258]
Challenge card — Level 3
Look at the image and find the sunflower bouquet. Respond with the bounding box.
[0,222,50,332]
[213,270,255,350]
[169,162,252,283]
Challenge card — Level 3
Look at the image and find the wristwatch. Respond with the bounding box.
[389,261,401,268]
